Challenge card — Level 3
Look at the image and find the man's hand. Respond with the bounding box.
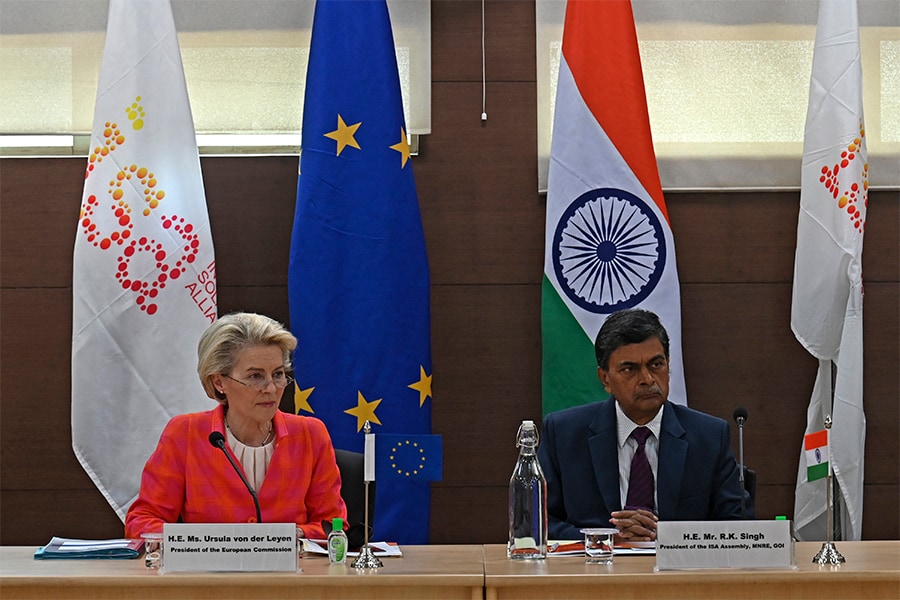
[610,508,658,542]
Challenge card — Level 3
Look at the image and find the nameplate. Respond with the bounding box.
[161,523,297,573]
[656,520,794,570]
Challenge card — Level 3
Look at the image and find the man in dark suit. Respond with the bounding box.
[538,309,751,542]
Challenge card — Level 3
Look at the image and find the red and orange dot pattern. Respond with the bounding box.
[818,123,868,231]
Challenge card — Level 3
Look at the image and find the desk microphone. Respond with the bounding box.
[208,431,262,523]
[732,407,748,520]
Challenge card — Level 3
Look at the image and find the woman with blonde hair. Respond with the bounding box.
[125,312,346,540]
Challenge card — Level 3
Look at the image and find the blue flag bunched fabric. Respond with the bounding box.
[288,0,433,545]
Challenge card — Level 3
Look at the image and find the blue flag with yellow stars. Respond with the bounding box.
[376,434,443,481]
[288,0,433,545]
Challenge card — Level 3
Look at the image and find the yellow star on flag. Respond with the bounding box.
[345,391,382,431]
[408,365,432,407]
[389,127,411,168]
[324,114,361,156]
[293,384,315,414]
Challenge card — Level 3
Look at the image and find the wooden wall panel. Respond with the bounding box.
[0,158,83,287]
[859,283,900,486]
[431,283,542,486]
[432,0,535,82]
[0,491,123,547]
[0,289,82,489]
[863,192,900,281]
[201,156,296,288]
[1,0,897,547]
[669,189,898,284]
[431,485,509,545]
[667,191,799,283]
[417,81,542,286]
[679,281,814,470]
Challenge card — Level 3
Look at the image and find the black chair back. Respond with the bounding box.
[333,449,376,548]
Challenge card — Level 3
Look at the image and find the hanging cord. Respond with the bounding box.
[481,0,487,121]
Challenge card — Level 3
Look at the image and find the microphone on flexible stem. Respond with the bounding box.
[732,407,748,520]
[208,431,262,524]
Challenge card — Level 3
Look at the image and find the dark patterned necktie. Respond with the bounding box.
[625,427,655,511]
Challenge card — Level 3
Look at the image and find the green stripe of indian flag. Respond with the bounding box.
[806,460,829,482]
[541,276,609,414]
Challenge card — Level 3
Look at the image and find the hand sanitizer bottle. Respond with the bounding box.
[328,517,348,564]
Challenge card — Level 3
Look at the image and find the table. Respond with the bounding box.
[483,541,900,599]
[0,544,485,600]
[2,542,898,599]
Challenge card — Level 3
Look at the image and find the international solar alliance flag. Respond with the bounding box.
[792,0,867,542]
[542,0,686,414]
[288,0,434,545]
[72,0,216,520]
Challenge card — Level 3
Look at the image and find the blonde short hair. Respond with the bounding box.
[197,312,297,401]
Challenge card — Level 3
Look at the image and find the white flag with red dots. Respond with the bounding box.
[791,0,867,542]
[72,0,216,521]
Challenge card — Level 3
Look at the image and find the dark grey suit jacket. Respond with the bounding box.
[538,399,751,540]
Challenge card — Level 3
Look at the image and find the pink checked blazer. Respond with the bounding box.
[124,404,346,540]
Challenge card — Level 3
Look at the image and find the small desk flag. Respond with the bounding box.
[375,434,443,482]
[804,430,829,482]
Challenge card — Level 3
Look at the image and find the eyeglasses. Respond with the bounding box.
[223,372,293,392]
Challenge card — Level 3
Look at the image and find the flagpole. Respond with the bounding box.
[352,421,383,569]
[813,415,845,564]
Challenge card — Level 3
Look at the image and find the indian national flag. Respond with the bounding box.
[804,430,829,482]
[542,0,685,414]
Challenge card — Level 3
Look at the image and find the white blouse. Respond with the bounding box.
[225,427,275,492]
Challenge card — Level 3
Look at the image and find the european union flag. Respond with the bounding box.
[376,434,442,481]
[287,0,433,545]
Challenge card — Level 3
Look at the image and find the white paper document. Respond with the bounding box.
[303,540,402,557]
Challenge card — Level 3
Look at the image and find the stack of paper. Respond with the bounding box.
[34,537,144,560]
[302,540,402,558]
[548,540,656,556]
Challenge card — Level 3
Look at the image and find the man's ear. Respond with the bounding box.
[597,367,612,393]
